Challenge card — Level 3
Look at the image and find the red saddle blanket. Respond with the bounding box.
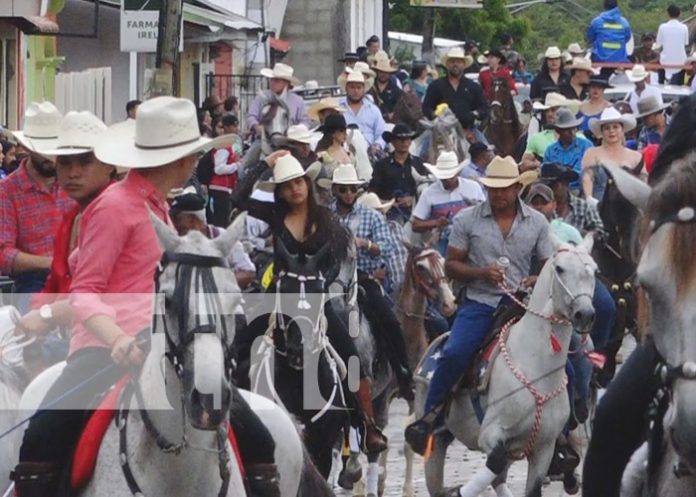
[70,377,245,491]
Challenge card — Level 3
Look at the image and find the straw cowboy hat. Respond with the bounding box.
[588,107,637,137]
[424,150,465,180]
[552,108,583,129]
[317,163,366,189]
[12,101,63,155]
[284,124,314,144]
[625,64,649,83]
[257,154,322,192]
[308,97,344,122]
[42,111,107,156]
[569,57,594,73]
[94,96,235,169]
[568,43,585,56]
[441,46,474,68]
[479,155,539,188]
[532,92,581,114]
[357,192,395,212]
[372,58,397,74]
[544,46,563,59]
[635,95,670,119]
[259,62,301,86]
[338,68,374,92]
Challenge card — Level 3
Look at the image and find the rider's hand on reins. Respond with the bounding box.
[111,334,146,368]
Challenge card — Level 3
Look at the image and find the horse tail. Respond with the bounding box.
[298,446,336,497]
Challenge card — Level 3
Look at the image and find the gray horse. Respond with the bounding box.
[411,236,597,497]
[607,165,696,497]
[410,108,470,165]
[242,90,291,173]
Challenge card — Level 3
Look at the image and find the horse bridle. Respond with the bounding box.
[410,249,447,301]
[119,251,235,497]
[550,248,595,327]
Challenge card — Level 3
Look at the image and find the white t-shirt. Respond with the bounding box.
[412,178,486,222]
[657,19,689,77]
[628,85,664,114]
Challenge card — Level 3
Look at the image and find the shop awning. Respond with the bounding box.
[3,15,59,34]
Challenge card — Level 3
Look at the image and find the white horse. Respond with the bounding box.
[347,127,372,182]
[605,164,696,497]
[411,235,597,497]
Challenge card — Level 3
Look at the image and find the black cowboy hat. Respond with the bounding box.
[316,114,357,134]
[487,48,507,64]
[382,123,418,143]
[540,162,579,184]
[588,76,613,89]
[338,52,359,63]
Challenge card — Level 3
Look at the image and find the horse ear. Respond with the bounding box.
[275,234,298,268]
[214,212,247,257]
[149,210,181,253]
[549,231,563,253]
[606,166,650,211]
[579,232,595,253]
[306,243,331,273]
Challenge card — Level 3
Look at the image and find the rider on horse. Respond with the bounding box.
[405,156,553,454]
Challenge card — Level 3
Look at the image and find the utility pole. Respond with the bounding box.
[421,7,436,62]
[154,0,183,96]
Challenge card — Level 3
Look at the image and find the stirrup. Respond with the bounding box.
[245,463,281,497]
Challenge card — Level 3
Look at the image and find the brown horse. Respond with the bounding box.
[485,77,521,157]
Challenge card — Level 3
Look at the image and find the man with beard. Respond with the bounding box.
[370,58,403,122]
[0,102,74,310]
[423,46,489,129]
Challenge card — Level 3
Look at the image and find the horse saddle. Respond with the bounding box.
[69,378,244,493]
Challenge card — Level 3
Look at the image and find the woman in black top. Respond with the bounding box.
[530,49,570,101]
[231,150,389,455]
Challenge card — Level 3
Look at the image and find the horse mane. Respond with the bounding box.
[649,94,696,185]
[646,151,696,298]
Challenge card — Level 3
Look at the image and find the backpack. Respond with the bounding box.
[195,149,215,186]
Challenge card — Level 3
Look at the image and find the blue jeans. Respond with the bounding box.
[568,332,593,405]
[591,279,615,351]
[424,298,499,414]
[424,301,450,341]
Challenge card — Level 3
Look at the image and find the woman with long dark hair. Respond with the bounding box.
[231,150,389,455]
[405,61,431,101]
[315,114,354,175]
[530,46,570,100]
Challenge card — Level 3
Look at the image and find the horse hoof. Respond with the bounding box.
[337,468,362,490]
[563,472,580,495]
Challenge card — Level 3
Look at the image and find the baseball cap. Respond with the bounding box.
[524,182,555,204]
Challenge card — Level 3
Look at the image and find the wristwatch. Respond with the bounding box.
[39,304,53,321]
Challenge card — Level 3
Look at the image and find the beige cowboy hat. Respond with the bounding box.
[588,107,637,137]
[94,96,235,169]
[259,62,301,86]
[317,163,366,189]
[569,57,594,73]
[12,101,62,155]
[284,124,314,144]
[479,155,539,189]
[625,64,649,83]
[424,150,465,180]
[338,67,375,92]
[257,154,322,192]
[357,192,395,212]
[635,95,670,119]
[568,43,585,56]
[308,97,344,122]
[532,92,581,114]
[441,46,474,68]
[544,46,563,59]
[372,58,397,74]
[42,111,108,156]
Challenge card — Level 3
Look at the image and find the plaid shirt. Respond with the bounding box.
[564,194,607,241]
[385,220,408,293]
[0,161,74,274]
[331,201,393,275]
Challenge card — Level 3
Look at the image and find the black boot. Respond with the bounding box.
[356,378,388,454]
[394,364,415,402]
[404,418,433,456]
[245,463,281,497]
[10,462,60,497]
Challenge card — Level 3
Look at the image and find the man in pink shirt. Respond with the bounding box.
[11,98,235,497]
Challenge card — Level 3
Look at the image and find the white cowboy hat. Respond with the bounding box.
[257,154,322,192]
[285,124,314,144]
[351,61,376,78]
[441,46,474,68]
[588,107,637,137]
[41,111,107,156]
[12,101,62,155]
[479,155,538,189]
[532,92,581,114]
[372,58,397,74]
[338,68,375,92]
[94,96,235,169]
[568,43,585,55]
[569,57,594,73]
[544,46,562,59]
[424,150,464,180]
[259,62,301,86]
[626,64,649,83]
[357,192,395,212]
[308,97,344,122]
[317,163,366,189]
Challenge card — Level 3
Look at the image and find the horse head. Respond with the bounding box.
[404,241,456,317]
[259,90,291,152]
[545,233,597,332]
[611,160,696,471]
[150,213,245,430]
[274,237,331,370]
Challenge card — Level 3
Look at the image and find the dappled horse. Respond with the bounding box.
[485,77,521,157]
[249,238,347,478]
[592,165,644,386]
[412,236,597,497]
[411,108,470,165]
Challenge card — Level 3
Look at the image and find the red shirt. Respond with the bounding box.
[478,67,518,102]
[0,160,74,273]
[68,171,170,356]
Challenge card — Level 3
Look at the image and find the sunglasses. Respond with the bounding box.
[338,185,360,194]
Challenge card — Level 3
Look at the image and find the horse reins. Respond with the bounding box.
[119,251,235,497]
